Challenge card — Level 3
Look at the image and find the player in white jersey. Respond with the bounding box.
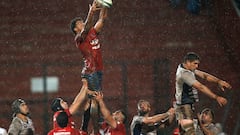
[8,98,35,135]
[174,52,231,135]
[130,100,175,135]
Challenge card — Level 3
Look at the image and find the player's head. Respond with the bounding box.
[112,110,127,124]
[56,111,69,128]
[70,17,84,35]
[12,98,29,117]
[200,108,214,124]
[183,52,200,71]
[184,52,200,62]
[137,99,151,116]
[51,97,68,112]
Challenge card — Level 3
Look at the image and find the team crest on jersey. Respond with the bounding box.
[90,39,101,49]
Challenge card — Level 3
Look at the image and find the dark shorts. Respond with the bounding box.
[82,71,103,91]
[175,104,195,135]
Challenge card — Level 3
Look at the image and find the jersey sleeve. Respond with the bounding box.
[133,116,144,124]
[8,118,22,135]
[209,124,221,134]
[181,71,197,86]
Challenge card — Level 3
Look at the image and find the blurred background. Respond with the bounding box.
[0,0,239,134]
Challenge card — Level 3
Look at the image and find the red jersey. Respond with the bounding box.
[100,122,126,135]
[75,28,103,74]
[48,127,80,135]
[53,109,75,128]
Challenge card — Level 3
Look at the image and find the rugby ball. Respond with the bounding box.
[96,0,112,8]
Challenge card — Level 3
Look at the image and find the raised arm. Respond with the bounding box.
[195,70,232,91]
[69,79,89,115]
[95,92,117,128]
[94,7,108,33]
[75,0,99,42]
[84,0,98,32]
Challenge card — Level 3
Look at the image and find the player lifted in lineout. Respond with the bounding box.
[70,0,110,134]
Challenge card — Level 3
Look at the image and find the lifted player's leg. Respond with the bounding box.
[82,71,102,134]
[80,100,91,134]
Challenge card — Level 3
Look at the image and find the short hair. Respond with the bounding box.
[137,99,151,110]
[56,111,69,128]
[201,108,214,119]
[183,52,200,62]
[51,98,64,112]
[70,17,83,35]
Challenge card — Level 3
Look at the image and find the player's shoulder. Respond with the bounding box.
[177,66,192,76]
[132,115,144,122]
[89,27,98,34]
[12,117,22,124]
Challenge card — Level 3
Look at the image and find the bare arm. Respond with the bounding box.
[94,7,108,33]
[75,0,99,42]
[142,108,175,124]
[192,81,227,107]
[95,92,117,128]
[195,70,232,91]
[69,79,88,115]
[84,0,98,32]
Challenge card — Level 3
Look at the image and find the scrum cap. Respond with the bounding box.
[51,98,64,112]
[12,98,27,117]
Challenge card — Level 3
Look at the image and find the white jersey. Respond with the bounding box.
[130,115,158,135]
[195,120,221,135]
[175,64,199,105]
[0,127,7,135]
[8,116,35,135]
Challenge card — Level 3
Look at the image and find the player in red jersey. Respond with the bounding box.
[48,111,80,135]
[51,79,92,130]
[95,92,127,135]
[70,0,107,91]
[70,0,108,134]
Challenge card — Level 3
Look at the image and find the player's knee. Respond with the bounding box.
[180,119,195,135]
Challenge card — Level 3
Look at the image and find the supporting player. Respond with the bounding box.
[51,79,91,130]
[130,99,175,135]
[48,111,81,135]
[95,92,127,135]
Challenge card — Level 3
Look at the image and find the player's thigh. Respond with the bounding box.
[82,71,102,91]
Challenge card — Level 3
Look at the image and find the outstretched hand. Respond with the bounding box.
[94,92,103,102]
[87,90,97,97]
[218,80,232,91]
[90,0,102,12]
[216,96,227,107]
[167,107,175,116]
